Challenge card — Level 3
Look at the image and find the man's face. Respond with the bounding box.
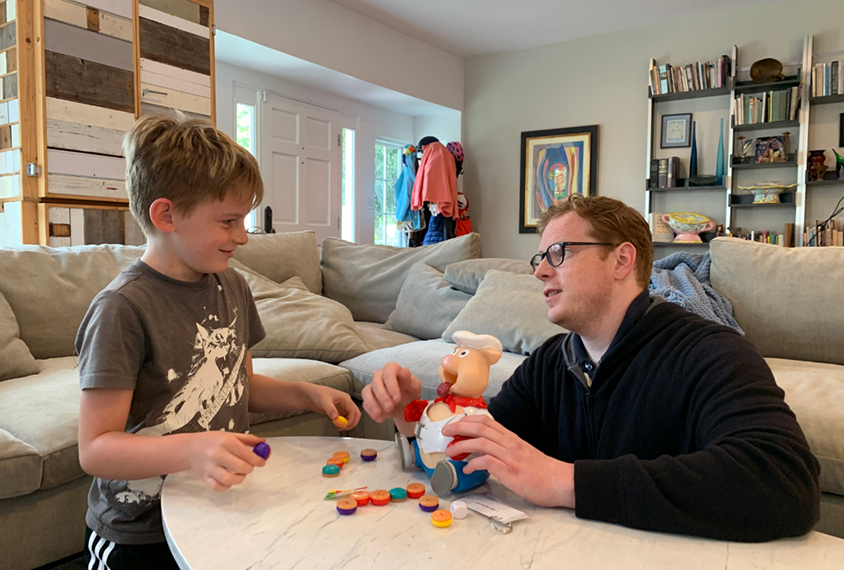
[534,212,616,332]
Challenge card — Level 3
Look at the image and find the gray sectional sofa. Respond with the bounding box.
[0,232,842,569]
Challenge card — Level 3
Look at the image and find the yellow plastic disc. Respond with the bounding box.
[431,509,453,528]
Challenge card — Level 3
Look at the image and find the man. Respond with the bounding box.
[362,194,819,542]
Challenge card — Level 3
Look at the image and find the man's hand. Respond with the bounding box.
[442,414,575,508]
[304,384,362,431]
[361,362,422,423]
[186,432,267,492]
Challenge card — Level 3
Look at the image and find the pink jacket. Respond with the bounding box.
[411,142,458,219]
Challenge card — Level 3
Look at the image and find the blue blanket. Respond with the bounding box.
[649,251,743,333]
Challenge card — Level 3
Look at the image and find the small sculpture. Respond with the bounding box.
[833,149,844,180]
[397,331,503,497]
[750,58,786,83]
[808,150,828,182]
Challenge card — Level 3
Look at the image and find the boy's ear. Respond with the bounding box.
[149,198,177,233]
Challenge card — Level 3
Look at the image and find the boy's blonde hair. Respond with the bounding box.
[123,113,263,235]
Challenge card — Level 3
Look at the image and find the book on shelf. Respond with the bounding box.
[649,55,731,96]
[812,61,844,96]
[649,159,659,188]
[652,157,681,188]
[802,219,843,247]
[734,86,800,125]
[649,213,675,243]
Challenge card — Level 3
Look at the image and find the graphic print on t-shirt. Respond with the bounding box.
[115,310,247,506]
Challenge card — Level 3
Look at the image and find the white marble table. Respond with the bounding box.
[162,436,844,570]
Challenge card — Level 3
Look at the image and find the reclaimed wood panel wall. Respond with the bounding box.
[46,205,143,246]
[0,0,18,200]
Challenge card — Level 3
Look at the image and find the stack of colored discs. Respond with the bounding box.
[322,465,340,478]
[431,509,453,528]
[405,483,425,499]
[350,491,370,506]
[389,488,407,502]
[326,457,344,469]
[418,495,439,512]
[333,451,350,464]
[336,498,357,515]
[370,490,391,506]
[360,448,378,462]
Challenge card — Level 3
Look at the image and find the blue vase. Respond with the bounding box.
[716,118,725,185]
[689,121,698,180]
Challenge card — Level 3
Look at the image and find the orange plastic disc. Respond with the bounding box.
[431,509,453,528]
[370,490,391,506]
[326,457,344,469]
[350,491,370,506]
[336,498,357,515]
[406,483,425,499]
[333,451,350,464]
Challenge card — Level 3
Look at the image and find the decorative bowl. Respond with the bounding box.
[689,175,718,186]
[662,212,714,243]
[750,188,780,203]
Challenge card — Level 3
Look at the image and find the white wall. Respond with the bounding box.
[464,0,844,259]
[216,62,417,244]
[413,114,462,149]
[214,0,464,112]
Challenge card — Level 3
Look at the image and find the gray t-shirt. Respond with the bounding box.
[76,260,265,545]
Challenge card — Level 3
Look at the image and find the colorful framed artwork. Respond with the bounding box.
[519,125,599,234]
[660,113,692,148]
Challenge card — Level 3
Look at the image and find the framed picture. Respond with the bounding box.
[519,125,599,234]
[754,136,789,163]
[660,113,692,148]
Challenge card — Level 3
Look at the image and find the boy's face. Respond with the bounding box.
[168,191,254,281]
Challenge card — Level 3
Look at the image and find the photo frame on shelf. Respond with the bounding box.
[660,113,692,148]
[519,125,599,233]
[754,136,789,163]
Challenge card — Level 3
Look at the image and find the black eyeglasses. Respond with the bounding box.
[530,242,616,271]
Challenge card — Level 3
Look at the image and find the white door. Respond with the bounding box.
[261,93,341,241]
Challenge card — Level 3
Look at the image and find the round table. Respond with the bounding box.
[161,436,844,570]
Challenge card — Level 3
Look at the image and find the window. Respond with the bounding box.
[374,141,402,246]
[342,128,355,242]
[235,103,256,155]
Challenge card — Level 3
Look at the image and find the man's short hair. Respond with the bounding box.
[537,194,653,288]
[123,113,263,235]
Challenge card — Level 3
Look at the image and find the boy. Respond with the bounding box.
[76,114,361,569]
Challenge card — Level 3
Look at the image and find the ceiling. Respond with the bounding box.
[328,0,789,57]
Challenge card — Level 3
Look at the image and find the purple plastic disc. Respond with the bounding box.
[419,502,439,513]
[253,442,270,460]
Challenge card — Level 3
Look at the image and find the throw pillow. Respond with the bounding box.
[384,263,471,340]
[321,232,482,323]
[232,231,322,294]
[444,258,534,294]
[231,267,368,364]
[0,291,40,382]
[443,270,567,355]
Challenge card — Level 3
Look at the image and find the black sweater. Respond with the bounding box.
[488,300,820,542]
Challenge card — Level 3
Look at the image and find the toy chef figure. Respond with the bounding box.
[397,331,503,496]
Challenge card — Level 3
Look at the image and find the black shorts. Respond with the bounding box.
[85,527,181,570]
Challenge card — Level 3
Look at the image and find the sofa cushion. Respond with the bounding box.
[340,339,527,400]
[384,263,471,340]
[0,291,39,382]
[232,231,322,294]
[768,357,844,496]
[444,258,534,295]
[232,267,368,364]
[443,270,567,356]
[0,428,42,499]
[710,238,844,366]
[248,358,354,425]
[321,233,482,323]
[0,357,84,492]
[0,245,143,359]
[354,322,419,352]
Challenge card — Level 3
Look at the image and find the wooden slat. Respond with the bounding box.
[47,148,125,179]
[140,0,199,24]
[139,4,205,38]
[10,121,18,146]
[123,210,145,245]
[140,82,209,115]
[47,117,125,156]
[139,16,209,76]
[2,71,14,98]
[46,97,135,130]
[44,18,133,71]
[199,5,208,27]
[86,7,99,32]
[0,100,8,123]
[84,207,123,244]
[80,0,131,20]
[99,10,131,41]
[69,207,84,245]
[0,199,23,245]
[0,122,10,148]
[140,57,208,88]
[0,51,5,75]
[5,47,14,72]
[44,0,86,28]
[142,67,209,98]
[0,172,19,198]
[47,173,127,199]
[0,147,19,173]
[141,102,208,121]
[7,96,16,121]
[45,50,134,113]
[6,0,15,21]
[0,3,6,26]
[0,21,14,50]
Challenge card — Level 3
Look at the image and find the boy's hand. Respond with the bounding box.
[187,432,267,492]
[305,385,361,431]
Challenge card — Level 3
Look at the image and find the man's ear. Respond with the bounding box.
[149,198,177,233]
[614,242,638,281]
